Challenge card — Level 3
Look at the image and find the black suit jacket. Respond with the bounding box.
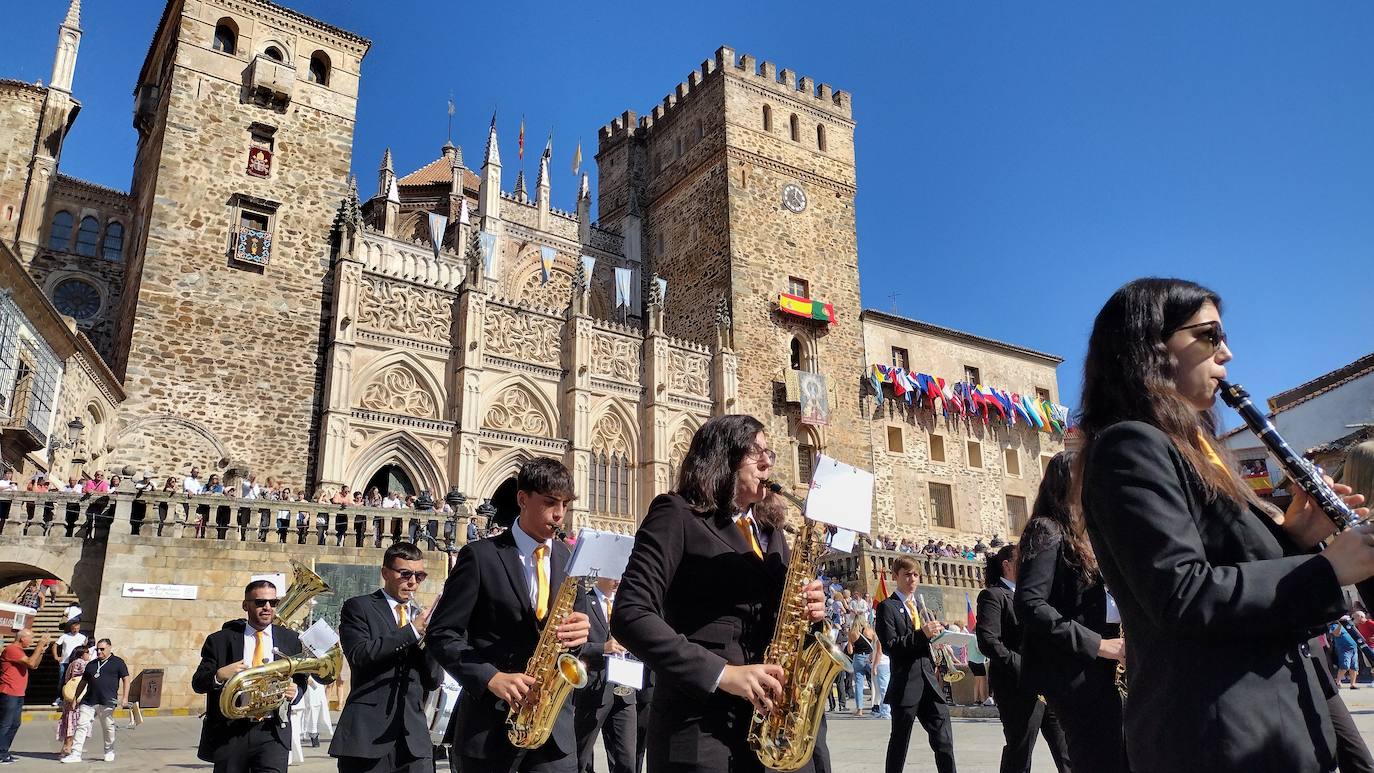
[974,584,1024,697]
[578,586,614,694]
[190,620,306,763]
[1013,517,1117,695]
[612,492,824,770]
[874,593,941,708]
[1083,420,1346,773]
[329,590,442,760]
[427,527,578,761]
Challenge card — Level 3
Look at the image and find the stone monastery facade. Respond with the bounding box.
[0,0,1065,542]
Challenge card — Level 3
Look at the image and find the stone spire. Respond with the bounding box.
[479,113,502,221]
[513,169,527,203]
[483,113,501,169]
[535,134,551,229]
[576,172,591,247]
[49,0,82,93]
[377,147,399,236]
[376,147,395,199]
[442,139,462,167]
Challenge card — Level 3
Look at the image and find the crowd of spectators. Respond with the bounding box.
[862,533,1006,562]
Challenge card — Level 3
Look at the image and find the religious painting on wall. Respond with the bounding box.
[234,226,272,266]
[247,147,272,178]
[798,371,830,426]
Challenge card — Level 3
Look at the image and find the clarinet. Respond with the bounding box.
[1216,380,1364,530]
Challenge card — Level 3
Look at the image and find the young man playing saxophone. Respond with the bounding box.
[427,459,590,772]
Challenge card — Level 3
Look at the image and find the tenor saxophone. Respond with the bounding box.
[748,483,853,772]
[506,574,589,749]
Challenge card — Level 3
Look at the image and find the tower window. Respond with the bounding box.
[790,338,802,371]
[929,482,955,529]
[696,120,704,141]
[102,221,124,261]
[787,276,809,298]
[1036,386,1051,402]
[763,104,773,132]
[49,211,74,250]
[212,20,237,54]
[967,440,983,469]
[886,426,904,453]
[891,347,909,371]
[1006,494,1029,535]
[789,114,800,142]
[798,442,815,484]
[307,51,331,85]
[52,277,101,320]
[1004,448,1020,476]
[74,216,99,257]
[264,46,285,62]
[816,123,827,151]
[964,365,981,385]
[929,433,946,462]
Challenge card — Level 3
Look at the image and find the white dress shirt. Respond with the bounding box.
[183,476,204,496]
[510,517,553,610]
[1001,578,1016,592]
[243,624,275,667]
[593,585,614,625]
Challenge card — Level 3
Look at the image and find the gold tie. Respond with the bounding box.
[252,630,266,665]
[906,600,919,623]
[605,597,614,622]
[534,545,550,621]
[737,516,763,559]
[396,602,407,628]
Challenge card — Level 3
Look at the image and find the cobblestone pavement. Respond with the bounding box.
[12,694,1374,771]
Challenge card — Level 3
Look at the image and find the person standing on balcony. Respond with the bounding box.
[0,628,51,766]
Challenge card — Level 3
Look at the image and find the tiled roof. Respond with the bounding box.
[860,309,1063,365]
[398,157,480,191]
[1269,352,1374,414]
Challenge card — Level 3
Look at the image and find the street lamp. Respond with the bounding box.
[49,416,85,460]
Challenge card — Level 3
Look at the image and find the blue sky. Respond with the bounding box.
[6,1,1372,419]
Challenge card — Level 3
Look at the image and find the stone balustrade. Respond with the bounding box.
[821,542,985,600]
[0,488,476,552]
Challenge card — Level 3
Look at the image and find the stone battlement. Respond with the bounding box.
[598,45,852,146]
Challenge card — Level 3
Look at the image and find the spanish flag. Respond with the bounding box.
[873,568,890,607]
[778,293,835,324]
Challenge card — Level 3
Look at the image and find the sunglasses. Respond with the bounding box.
[95,648,108,652]
[1170,321,1227,351]
[251,599,280,608]
[386,567,429,583]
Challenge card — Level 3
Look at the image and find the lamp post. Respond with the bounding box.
[49,417,86,472]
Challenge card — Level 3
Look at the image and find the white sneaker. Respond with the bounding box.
[104,752,116,762]
[59,754,81,763]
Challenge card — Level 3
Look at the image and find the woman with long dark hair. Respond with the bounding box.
[1077,277,1374,773]
[611,414,828,773]
[1014,451,1124,771]
[977,544,1071,773]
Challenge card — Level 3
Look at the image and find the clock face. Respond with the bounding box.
[782,183,807,213]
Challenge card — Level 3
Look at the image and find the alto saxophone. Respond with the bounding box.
[507,574,589,749]
[748,483,853,772]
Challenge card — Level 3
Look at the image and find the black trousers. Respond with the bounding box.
[337,747,429,773]
[1330,692,1374,773]
[575,687,636,773]
[456,745,576,773]
[212,722,288,773]
[886,688,956,773]
[1042,668,1125,773]
[991,684,1072,773]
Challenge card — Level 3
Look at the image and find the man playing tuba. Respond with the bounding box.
[191,580,310,773]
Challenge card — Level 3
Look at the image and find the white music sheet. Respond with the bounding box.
[607,655,644,690]
[803,455,874,535]
[566,529,636,579]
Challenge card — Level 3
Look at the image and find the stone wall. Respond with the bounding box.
[0,80,45,248]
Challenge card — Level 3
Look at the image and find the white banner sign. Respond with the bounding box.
[121,583,199,600]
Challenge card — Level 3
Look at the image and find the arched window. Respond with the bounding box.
[49,211,74,250]
[264,45,285,62]
[212,19,237,54]
[816,123,827,151]
[102,221,124,261]
[762,104,773,132]
[74,216,99,257]
[307,51,330,85]
[790,337,802,371]
[790,114,800,142]
[589,451,632,516]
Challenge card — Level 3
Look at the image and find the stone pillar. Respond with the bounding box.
[315,252,362,489]
[452,282,487,497]
[643,303,671,519]
[562,296,593,531]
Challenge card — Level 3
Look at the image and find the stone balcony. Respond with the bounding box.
[821,542,985,615]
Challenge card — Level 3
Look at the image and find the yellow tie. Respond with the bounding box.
[534,545,550,621]
[252,630,266,666]
[1198,433,1228,472]
[906,600,919,623]
[396,602,407,628]
[605,597,613,622]
[737,516,763,559]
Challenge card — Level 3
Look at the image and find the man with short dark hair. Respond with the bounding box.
[192,580,311,772]
[330,542,442,772]
[62,638,129,763]
[428,458,591,772]
[877,555,955,773]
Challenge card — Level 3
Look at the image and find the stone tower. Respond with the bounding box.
[597,46,866,483]
[112,0,370,481]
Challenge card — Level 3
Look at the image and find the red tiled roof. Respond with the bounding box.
[398,157,480,191]
[1269,352,1374,413]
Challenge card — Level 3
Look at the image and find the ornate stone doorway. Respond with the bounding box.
[366,463,415,498]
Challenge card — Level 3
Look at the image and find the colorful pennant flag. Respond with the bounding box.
[966,593,976,630]
[539,246,556,285]
[869,364,884,407]
[778,293,835,324]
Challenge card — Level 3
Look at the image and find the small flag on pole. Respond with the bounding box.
[613,267,633,309]
[458,198,470,225]
[479,231,497,277]
[539,246,556,285]
[966,593,976,630]
[580,254,596,281]
[426,212,448,260]
[518,116,525,161]
[572,142,582,175]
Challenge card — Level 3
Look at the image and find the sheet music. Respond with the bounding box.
[803,455,874,535]
[607,655,644,690]
[566,529,635,579]
[300,619,340,657]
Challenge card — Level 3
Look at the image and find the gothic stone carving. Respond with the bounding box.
[357,277,451,344]
[483,305,561,367]
[482,385,551,437]
[518,267,574,310]
[590,332,639,383]
[668,423,693,475]
[668,350,709,396]
[592,411,631,457]
[358,366,438,418]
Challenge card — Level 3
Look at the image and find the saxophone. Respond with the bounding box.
[748,483,853,772]
[507,574,589,749]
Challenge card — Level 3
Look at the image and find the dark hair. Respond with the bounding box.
[66,619,81,631]
[517,457,575,500]
[676,414,766,516]
[243,579,277,598]
[384,541,423,567]
[96,638,112,647]
[1019,451,1098,581]
[983,544,1016,588]
[69,645,89,661]
[1077,277,1252,507]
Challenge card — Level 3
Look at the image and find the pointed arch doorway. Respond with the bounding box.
[366,464,416,498]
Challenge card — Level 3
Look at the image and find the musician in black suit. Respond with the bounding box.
[191,580,311,773]
[1076,278,1374,773]
[1014,451,1125,773]
[329,542,443,772]
[611,414,828,773]
[573,576,636,773]
[427,458,591,773]
[975,544,1071,773]
[875,554,956,773]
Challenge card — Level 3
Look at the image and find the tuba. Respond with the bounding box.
[748,483,853,772]
[219,560,344,722]
[507,574,589,749]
